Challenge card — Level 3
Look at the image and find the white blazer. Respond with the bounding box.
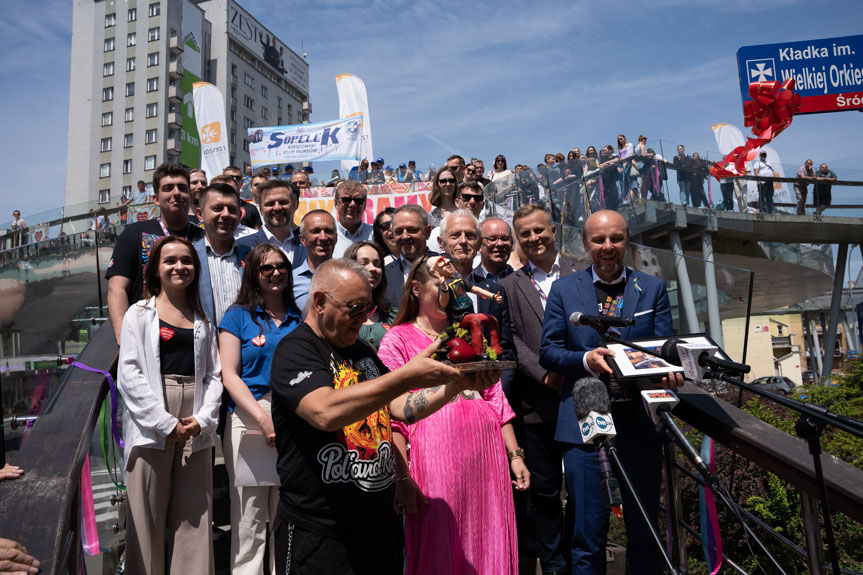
[118,297,223,463]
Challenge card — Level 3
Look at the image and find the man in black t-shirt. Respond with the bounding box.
[105,164,204,342]
[269,259,499,574]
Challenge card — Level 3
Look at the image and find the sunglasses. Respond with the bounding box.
[378,220,393,231]
[259,262,289,277]
[338,196,367,206]
[438,178,457,185]
[459,193,483,203]
[325,292,377,318]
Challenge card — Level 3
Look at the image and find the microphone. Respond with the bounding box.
[639,388,710,478]
[573,377,622,507]
[661,338,750,381]
[569,312,635,329]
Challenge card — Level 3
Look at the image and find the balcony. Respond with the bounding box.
[167,112,181,128]
[166,137,181,153]
[167,84,181,103]
[169,35,183,55]
[168,60,183,79]
[302,100,312,114]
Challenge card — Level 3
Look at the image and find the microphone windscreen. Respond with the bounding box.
[573,377,611,420]
[660,338,684,365]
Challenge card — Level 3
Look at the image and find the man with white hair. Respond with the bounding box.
[269,258,499,574]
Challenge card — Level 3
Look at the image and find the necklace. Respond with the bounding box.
[158,296,190,320]
[412,320,441,340]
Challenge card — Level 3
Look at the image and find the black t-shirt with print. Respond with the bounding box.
[105,219,204,305]
[594,278,632,405]
[270,322,395,536]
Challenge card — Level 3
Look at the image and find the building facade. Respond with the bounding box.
[65,0,309,207]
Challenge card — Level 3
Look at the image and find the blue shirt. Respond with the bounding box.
[292,260,315,314]
[219,304,301,410]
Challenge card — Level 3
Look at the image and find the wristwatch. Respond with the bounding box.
[507,448,525,461]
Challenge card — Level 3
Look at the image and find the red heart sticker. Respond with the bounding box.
[160,327,175,341]
[252,334,266,346]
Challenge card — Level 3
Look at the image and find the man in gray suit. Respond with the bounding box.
[237,180,306,267]
[499,204,587,575]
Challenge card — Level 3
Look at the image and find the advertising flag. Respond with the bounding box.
[192,82,230,179]
[248,116,363,168]
[336,74,373,175]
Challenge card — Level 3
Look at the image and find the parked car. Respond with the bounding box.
[750,375,796,395]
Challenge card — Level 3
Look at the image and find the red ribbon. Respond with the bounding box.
[711,79,801,180]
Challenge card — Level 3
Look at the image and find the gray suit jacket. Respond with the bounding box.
[499,256,587,424]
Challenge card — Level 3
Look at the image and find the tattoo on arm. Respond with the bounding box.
[403,392,416,424]
[427,385,441,393]
[414,391,429,414]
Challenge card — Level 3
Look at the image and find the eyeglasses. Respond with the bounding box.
[483,235,512,244]
[259,262,289,277]
[494,159,505,164]
[324,292,377,318]
[438,178,456,185]
[459,193,483,203]
[378,220,392,231]
[338,196,367,207]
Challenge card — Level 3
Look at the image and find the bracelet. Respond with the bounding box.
[396,474,411,482]
[507,448,525,461]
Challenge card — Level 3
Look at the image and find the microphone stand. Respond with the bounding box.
[595,436,679,575]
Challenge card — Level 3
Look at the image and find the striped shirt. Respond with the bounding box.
[206,238,243,325]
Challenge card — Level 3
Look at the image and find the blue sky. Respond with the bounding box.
[0,0,860,278]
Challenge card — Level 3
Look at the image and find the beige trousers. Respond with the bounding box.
[125,374,214,575]
[223,393,279,575]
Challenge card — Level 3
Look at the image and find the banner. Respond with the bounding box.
[128,205,159,223]
[294,188,432,226]
[336,74,373,175]
[248,116,363,168]
[29,223,50,243]
[179,1,205,167]
[192,82,230,179]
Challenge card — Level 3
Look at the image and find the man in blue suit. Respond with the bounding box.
[539,210,681,575]
[237,180,306,268]
[192,183,252,326]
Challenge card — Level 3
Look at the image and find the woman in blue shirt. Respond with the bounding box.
[218,243,301,575]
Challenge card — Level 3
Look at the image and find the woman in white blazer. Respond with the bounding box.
[118,236,222,575]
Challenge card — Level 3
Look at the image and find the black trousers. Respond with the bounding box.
[524,420,568,574]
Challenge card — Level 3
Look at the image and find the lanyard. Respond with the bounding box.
[157,217,192,238]
[525,263,559,302]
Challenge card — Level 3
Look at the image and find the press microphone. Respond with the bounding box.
[569,312,635,329]
[573,377,622,507]
[660,338,750,381]
[639,388,710,477]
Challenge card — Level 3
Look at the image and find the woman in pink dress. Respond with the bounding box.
[378,256,529,575]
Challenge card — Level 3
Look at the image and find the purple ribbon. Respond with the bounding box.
[71,361,124,448]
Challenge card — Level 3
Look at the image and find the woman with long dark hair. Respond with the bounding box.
[489,154,512,182]
[373,207,398,265]
[427,168,459,228]
[118,236,222,574]
[219,243,302,574]
[343,241,398,349]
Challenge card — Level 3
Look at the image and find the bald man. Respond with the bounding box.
[539,210,681,574]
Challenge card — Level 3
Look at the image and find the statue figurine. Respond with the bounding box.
[426,256,503,325]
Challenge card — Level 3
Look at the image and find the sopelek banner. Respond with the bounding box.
[248,116,364,168]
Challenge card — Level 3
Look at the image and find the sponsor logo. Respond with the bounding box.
[595,415,614,432]
[200,121,222,144]
[646,390,675,399]
[580,415,595,437]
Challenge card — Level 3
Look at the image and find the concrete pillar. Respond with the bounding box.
[810,316,823,381]
[668,230,699,333]
[821,243,848,381]
[701,232,724,347]
[842,313,858,352]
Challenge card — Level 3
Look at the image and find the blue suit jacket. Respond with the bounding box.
[538,267,673,444]
[236,228,307,270]
[193,238,252,326]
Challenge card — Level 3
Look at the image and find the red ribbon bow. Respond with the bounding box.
[711,79,801,180]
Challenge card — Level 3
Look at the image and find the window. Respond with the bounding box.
[126,57,136,72]
[231,129,236,144]
[243,117,254,129]
[148,3,160,17]
[122,185,132,198]
[103,62,114,77]
[123,133,134,148]
[244,95,254,110]
[125,107,134,122]
[243,140,249,152]
[230,108,236,121]
[127,33,136,47]
[99,189,111,204]
[277,96,283,108]
[100,137,112,152]
[102,87,114,101]
[101,112,113,126]
[145,155,157,170]
[105,13,116,27]
[123,159,133,174]
[146,102,158,117]
[148,27,160,42]
[128,8,136,21]
[125,82,135,97]
[104,37,115,52]
[261,85,268,98]
[231,63,237,77]
[261,106,268,120]
[146,77,158,92]
[147,52,159,66]
[100,163,111,178]
[145,129,157,144]
[244,73,254,88]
